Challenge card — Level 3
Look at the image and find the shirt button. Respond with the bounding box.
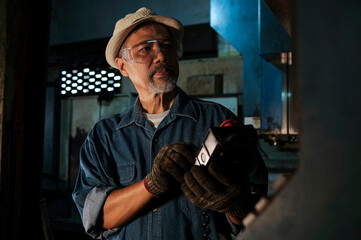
[154,138,159,143]
[202,233,210,238]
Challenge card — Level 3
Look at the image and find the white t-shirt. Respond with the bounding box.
[145,110,170,128]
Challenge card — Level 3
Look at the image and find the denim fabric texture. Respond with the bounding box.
[72,87,268,240]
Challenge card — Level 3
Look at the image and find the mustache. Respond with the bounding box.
[149,63,174,79]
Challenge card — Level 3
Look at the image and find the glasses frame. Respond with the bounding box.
[120,38,183,64]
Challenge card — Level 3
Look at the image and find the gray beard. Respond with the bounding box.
[148,76,177,94]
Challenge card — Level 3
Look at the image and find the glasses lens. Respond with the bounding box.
[126,39,182,64]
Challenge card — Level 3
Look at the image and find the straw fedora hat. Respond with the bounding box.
[105,7,184,68]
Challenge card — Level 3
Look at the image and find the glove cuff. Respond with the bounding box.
[144,174,167,197]
[143,178,154,195]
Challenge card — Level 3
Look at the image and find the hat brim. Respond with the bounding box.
[105,15,184,69]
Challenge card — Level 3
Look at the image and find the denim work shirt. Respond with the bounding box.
[72,87,268,240]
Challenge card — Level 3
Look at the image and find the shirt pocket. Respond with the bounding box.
[117,163,136,184]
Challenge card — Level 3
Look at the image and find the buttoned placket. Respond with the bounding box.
[201,210,211,240]
[131,113,160,240]
[147,111,179,240]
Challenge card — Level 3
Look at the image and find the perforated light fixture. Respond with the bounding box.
[60,67,121,97]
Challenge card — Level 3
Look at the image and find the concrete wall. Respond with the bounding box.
[178,56,243,95]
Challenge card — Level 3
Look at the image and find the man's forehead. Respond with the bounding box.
[123,22,171,47]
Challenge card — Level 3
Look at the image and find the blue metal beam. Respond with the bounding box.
[210,0,289,132]
[211,0,261,118]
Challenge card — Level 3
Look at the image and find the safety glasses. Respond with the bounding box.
[120,38,183,64]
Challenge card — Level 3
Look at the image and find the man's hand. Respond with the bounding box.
[145,142,198,196]
[181,157,254,218]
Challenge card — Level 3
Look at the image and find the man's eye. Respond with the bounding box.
[161,42,175,50]
[164,43,173,48]
[137,46,152,55]
[141,46,152,51]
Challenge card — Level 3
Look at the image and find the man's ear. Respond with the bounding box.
[115,57,129,77]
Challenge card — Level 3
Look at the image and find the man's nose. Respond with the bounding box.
[152,44,167,63]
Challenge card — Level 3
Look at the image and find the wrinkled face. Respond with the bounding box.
[115,23,180,95]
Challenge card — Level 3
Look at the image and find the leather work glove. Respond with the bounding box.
[145,142,198,196]
[181,153,254,217]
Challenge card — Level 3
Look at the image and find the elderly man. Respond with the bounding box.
[72,7,268,240]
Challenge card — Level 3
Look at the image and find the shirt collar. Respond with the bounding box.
[116,87,198,130]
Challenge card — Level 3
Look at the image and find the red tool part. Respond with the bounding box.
[220,119,238,127]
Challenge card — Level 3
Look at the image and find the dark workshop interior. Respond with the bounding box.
[1,0,360,239]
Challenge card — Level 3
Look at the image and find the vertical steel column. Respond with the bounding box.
[211,0,261,120]
[259,0,290,133]
[210,0,289,131]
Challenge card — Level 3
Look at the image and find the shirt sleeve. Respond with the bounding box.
[72,135,119,239]
[82,186,119,239]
